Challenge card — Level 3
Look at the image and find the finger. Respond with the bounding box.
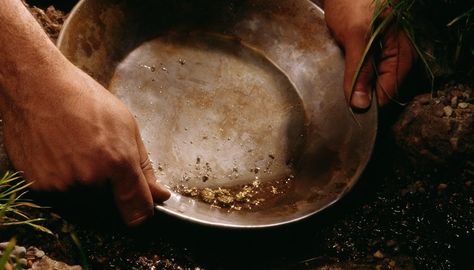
[343,32,375,109]
[375,28,415,106]
[111,164,154,226]
[136,131,171,201]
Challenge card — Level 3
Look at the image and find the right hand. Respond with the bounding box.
[0,56,170,226]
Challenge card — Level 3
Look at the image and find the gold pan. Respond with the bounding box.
[55,0,377,228]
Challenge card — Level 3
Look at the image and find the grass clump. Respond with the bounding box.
[0,171,51,234]
[0,171,52,270]
[351,0,474,101]
[379,0,473,78]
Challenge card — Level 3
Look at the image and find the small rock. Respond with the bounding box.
[12,246,26,257]
[18,258,28,267]
[450,137,459,150]
[437,183,448,190]
[451,96,458,107]
[373,250,385,259]
[32,256,82,270]
[458,102,469,109]
[418,94,432,105]
[386,239,397,247]
[389,260,397,268]
[27,247,45,259]
[50,212,62,220]
[443,106,453,117]
[434,108,445,117]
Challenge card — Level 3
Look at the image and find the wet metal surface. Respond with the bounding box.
[57,0,377,228]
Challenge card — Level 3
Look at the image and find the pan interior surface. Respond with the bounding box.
[109,33,306,192]
[57,0,377,228]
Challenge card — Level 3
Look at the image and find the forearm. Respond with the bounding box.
[0,0,65,110]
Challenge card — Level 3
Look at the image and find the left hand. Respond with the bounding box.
[324,0,416,109]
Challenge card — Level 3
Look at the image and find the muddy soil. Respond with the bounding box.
[1,2,473,270]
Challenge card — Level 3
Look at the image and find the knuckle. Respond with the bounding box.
[100,148,132,170]
[109,154,130,169]
[140,157,153,171]
[27,170,70,192]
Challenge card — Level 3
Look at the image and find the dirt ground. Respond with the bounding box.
[1,1,473,270]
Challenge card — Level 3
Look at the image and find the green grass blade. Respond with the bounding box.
[447,7,474,27]
[0,171,51,234]
[2,181,33,198]
[2,218,53,235]
[349,10,394,105]
[0,238,16,270]
[70,229,90,270]
[0,194,15,220]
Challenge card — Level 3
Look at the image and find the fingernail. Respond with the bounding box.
[161,188,171,200]
[351,90,371,109]
[154,183,172,201]
[127,210,152,226]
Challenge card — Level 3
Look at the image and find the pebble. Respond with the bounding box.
[443,106,453,117]
[13,246,26,257]
[437,183,448,190]
[26,247,45,259]
[451,96,458,107]
[434,108,445,117]
[418,95,432,105]
[386,239,397,247]
[458,102,469,109]
[389,260,397,268]
[373,250,385,259]
[18,258,28,267]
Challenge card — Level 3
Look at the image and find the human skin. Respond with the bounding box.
[0,0,170,226]
[323,0,415,109]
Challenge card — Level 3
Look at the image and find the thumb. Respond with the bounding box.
[342,33,375,109]
[111,165,155,226]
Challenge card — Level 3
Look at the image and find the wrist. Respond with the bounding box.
[0,0,71,114]
[0,45,68,114]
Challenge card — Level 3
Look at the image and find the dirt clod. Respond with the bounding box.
[393,84,474,173]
